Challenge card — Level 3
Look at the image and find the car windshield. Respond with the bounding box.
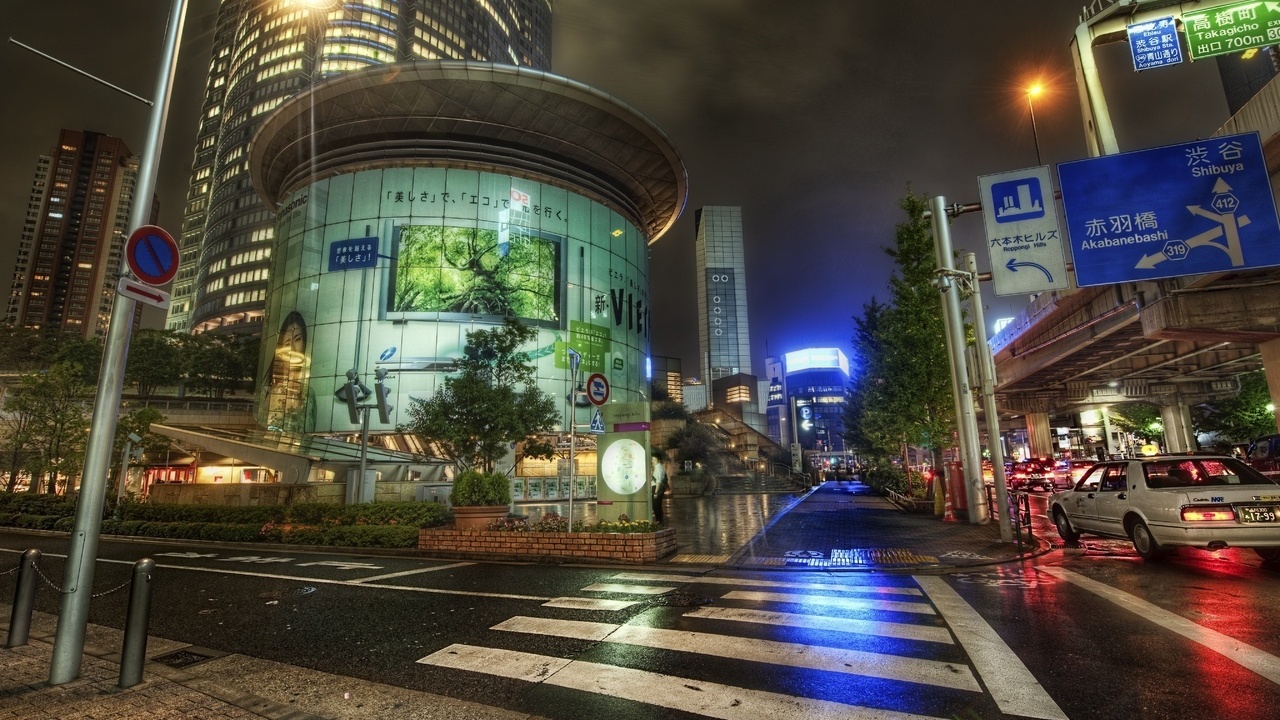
[1143,457,1278,488]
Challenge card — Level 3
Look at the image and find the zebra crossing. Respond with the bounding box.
[417,570,1069,720]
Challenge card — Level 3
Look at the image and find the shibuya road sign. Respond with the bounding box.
[1058,131,1280,287]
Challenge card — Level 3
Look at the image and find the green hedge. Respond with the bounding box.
[114,500,449,528]
[0,494,78,517]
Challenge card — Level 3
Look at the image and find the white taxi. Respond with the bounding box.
[1048,455,1280,562]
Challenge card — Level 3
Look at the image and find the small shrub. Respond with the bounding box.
[486,517,530,532]
[449,470,511,506]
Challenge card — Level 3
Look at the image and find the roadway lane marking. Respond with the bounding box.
[348,562,475,583]
[491,616,980,691]
[0,548,551,602]
[722,590,936,615]
[543,597,642,611]
[683,606,954,645]
[418,644,949,720]
[1039,566,1280,686]
[610,571,924,596]
[914,576,1067,720]
[581,583,674,595]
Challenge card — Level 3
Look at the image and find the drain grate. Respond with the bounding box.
[153,647,223,669]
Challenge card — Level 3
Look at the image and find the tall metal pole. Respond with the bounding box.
[567,364,578,529]
[965,252,1012,542]
[50,0,188,684]
[929,196,988,524]
[1026,93,1042,165]
[357,408,370,504]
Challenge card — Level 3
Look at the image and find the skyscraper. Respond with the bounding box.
[6,129,140,338]
[695,206,752,382]
[166,0,553,335]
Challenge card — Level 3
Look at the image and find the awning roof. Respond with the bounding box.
[151,425,438,484]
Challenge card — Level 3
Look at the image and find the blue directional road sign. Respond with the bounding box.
[978,166,1070,297]
[1058,132,1280,287]
[1127,16,1182,71]
[328,237,379,271]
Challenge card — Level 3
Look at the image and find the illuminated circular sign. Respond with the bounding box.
[600,438,647,496]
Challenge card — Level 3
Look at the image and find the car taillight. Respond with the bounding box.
[1181,505,1236,522]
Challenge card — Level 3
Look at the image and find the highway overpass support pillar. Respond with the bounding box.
[1025,412,1054,459]
[1160,404,1196,453]
[1261,338,1280,435]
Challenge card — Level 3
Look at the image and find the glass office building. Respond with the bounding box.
[695,206,752,382]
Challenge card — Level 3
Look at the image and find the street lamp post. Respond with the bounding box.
[1026,84,1043,165]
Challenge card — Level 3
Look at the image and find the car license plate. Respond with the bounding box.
[1239,506,1279,523]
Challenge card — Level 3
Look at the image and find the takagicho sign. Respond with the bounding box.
[1057,131,1280,287]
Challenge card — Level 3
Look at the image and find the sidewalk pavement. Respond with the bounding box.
[714,480,1046,571]
[0,607,547,720]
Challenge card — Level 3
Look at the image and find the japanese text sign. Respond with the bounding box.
[1184,1,1280,60]
[1057,131,1280,286]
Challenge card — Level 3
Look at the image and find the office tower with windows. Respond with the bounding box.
[166,0,553,335]
[6,129,141,338]
[695,206,751,382]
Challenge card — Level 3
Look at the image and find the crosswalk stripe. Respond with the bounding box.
[610,572,923,596]
[722,590,936,615]
[543,597,641,611]
[914,576,1067,720]
[418,644,949,720]
[491,616,980,691]
[684,606,954,645]
[581,582,674,595]
[1040,566,1280,687]
[348,562,475,583]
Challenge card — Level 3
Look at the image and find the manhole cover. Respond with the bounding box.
[649,591,714,608]
[153,648,221,669]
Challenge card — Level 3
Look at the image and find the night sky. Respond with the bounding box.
[0,1,1230,377]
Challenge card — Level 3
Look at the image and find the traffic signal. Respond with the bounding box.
[333,369,370,424]
[374,367,394,424]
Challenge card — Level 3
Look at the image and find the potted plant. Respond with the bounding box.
[449,469,512,529]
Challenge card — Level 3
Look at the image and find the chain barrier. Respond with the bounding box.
[0,563,19,578]
[29,560,135,598]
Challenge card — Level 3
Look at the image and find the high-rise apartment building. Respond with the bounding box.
[694,206,751,381]
[166,0,553,335]
[6,130,140,338]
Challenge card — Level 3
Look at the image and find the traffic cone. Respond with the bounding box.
[942,495,957,522]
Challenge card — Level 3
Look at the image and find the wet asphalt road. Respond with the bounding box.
[5,514,1280,719]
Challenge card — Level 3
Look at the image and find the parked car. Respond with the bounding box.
[1245,434,1280,478]
[1009,459,1054,491]
[1048,455,1280,562]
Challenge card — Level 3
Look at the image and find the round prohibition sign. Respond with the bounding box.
[125,225,180,286]
[586,372,610,406]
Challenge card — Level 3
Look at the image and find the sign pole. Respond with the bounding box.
[965,252,1012,542]
[566,348,581,531]
[50,0,188,684]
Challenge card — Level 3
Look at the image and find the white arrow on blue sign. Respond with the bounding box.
[1058,131,1280,287]
[978,166,1070,297]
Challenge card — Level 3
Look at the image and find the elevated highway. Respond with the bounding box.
[992,71,1280,455]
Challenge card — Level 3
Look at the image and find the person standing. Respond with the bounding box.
[651,454,668,524]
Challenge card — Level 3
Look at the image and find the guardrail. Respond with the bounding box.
[986,485,1034,552]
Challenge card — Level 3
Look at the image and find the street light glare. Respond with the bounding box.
[1027,83,1044,98]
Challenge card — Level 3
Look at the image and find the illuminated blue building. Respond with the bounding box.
[766,348,850,451]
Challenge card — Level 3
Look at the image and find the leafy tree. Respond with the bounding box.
[1193,371,1276,443]
[664,421,725,470]
[1107,404,1162,440]
[843,192,955,469]
[9,363,92,494]
[115,406,172,462]
[0,395,37,493]
[181,333,258,398]
[403,319,559,472]
[125,330,183,397]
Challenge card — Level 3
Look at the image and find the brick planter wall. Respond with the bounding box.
[418,527,678,564]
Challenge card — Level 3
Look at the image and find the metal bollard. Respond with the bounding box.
[6,549,41,648]
[118,558,155,689]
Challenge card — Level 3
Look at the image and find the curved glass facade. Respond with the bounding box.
[255,167,650,432]
[167,0,552,336]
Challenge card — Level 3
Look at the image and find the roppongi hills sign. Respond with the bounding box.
[254,167,653,434]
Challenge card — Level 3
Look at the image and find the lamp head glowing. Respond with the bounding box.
[1027,83,1044,98]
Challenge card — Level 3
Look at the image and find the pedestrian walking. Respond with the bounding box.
[651,454,668,524]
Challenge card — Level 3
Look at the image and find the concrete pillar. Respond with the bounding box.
[1102,409,1119,458]
[1160,403,1196,453]
[1025,412,1054,459]
[1260,338,1280,434]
